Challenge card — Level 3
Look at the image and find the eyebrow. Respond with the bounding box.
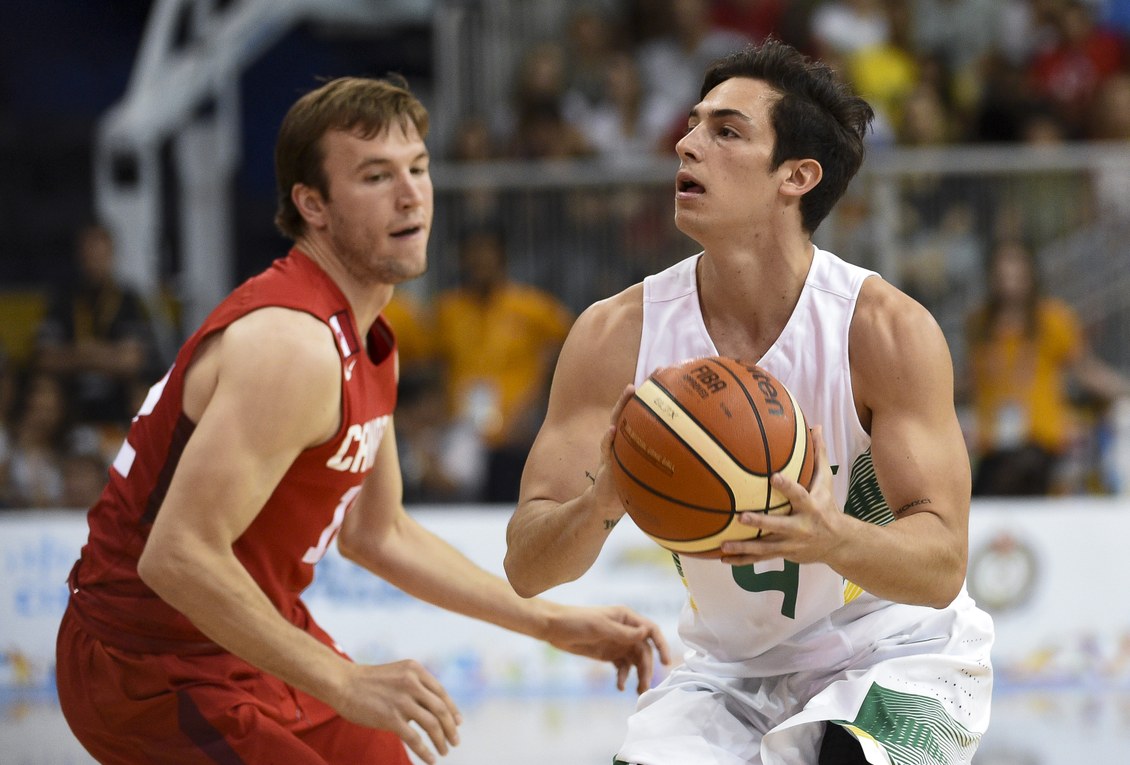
[354,151,430,171]
[688,107,754,123]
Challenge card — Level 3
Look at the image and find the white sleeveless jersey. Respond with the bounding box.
[636,247,979,678]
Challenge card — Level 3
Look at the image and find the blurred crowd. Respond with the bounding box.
[3,0,1130,510]
[444,0,1130,164]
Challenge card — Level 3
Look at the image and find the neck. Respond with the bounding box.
[294,239,394,336]
[696,239,815,360]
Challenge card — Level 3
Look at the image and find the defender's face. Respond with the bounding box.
[674,77,782,242]
[318,123,433,285]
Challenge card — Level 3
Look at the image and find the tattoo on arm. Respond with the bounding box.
[587,471,617,530]
[896,497,932,516]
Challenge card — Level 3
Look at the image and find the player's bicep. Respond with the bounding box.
[520,297,640,506]
[854,285,971,529]
[153,311,342,546]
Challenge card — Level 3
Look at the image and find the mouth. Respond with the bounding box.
[390,224,425,239]
[676,171,705,196]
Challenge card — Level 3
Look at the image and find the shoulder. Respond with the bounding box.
[223,305,336,356]
[204,307,340,403]
[550,283,644,405]
[569,284,644,358]
[852,277,944,352]
[201,307,341,444]
[850,278,954,407]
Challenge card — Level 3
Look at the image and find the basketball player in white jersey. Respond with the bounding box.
[504,40,993,764]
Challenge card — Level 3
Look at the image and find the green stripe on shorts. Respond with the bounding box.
[835,683,980,764]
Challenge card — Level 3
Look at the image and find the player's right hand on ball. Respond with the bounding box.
[334,659,462,764]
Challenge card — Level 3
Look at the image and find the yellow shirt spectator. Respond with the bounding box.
[968,296,1082,455]
[964,239,1129,496]
[434,281,573,448]
[382,291,436,371]
[432,226,574,503]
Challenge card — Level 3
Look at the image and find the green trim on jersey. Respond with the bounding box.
[843,449,895,526]
[835,683,980,764]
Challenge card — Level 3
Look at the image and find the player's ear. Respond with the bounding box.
[780,158,822,198]
[292,183,327,228]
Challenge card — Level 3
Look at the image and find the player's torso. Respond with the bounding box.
[74,251,397,648]
[636,248,890,670]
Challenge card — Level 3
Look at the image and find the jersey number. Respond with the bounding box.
[303,486,362,564]
[731,560,800,619]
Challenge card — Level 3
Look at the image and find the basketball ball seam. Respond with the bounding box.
[609,356,814,556]
[611,409,737,515]
[707,357,777,513]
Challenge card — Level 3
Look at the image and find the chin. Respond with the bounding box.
[673,212,705,243]
[376,257,428,285]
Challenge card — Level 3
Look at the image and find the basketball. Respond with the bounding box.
[609,356,815,558]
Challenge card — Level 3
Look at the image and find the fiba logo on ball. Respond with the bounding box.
[610,356,815,557]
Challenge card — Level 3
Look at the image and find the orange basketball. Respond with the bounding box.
[609,356,815,558]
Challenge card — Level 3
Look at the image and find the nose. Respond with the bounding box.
[397,172,429,209]
[675,126,699,162]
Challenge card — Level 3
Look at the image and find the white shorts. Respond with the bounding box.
[616,599,994,765]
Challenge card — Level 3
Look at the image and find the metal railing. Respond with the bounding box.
[424,143,1130,377]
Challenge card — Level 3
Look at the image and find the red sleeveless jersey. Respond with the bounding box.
[67,249,398,653]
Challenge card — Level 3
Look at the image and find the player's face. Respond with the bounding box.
[318,123,432,285]
[674,77,782,242]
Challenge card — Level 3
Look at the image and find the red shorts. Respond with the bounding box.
[56,602,410,765]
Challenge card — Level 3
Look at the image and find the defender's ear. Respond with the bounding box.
[292,184,327,228]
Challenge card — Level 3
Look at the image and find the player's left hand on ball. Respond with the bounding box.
[542,603,672,694]
[720,425,845,566]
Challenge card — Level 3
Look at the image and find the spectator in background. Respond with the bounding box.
[963,238,1130,496]
[505,41,593,160]
[395,367,485,504]
[809,0,889,62]
[1026,0,1125,139]
[972,49,1044,142]
[571,50,670,164]
[895,83,984,313]
[1088,71,1130,220]
[560,4,627,126]
[432,226,574,503]
[34,223,161,440]
[1,370,69,508]
[509,99,593,160]
[908,0,1004,124]
[59,449,107,509]
[446,114,506,234]
[636,0,752,153]
[844,0,920,145]
[996,0,1062,66]
[381,289,436,377]
[710,0,787,42]
[1001,101,1097,247]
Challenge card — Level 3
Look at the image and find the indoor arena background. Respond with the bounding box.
[3,1,1130,763]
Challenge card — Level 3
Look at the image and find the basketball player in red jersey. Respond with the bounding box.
[55,76,670,765]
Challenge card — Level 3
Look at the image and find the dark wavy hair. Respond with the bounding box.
[700,40,874,234]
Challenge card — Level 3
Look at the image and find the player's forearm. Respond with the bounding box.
[824,511,967,608]
[137,537,352,704]
[343,511,555,639]
[503,491,615,598]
